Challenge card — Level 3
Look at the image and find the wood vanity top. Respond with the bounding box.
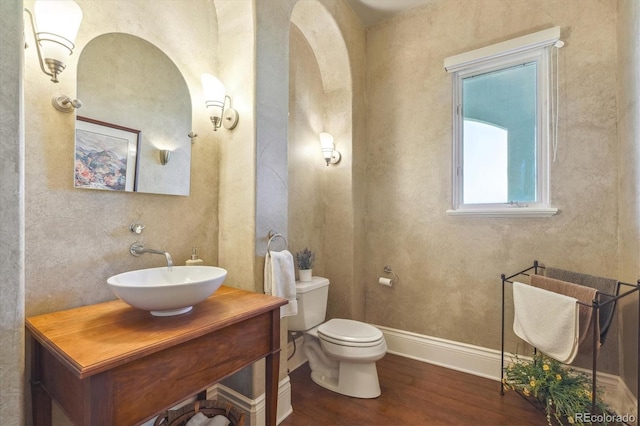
[26,285,286,379]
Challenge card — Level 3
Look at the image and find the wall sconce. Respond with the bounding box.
[159,149,171,165]
[319,132,341,166]
[24,0,83,83]
[201,73,239,131]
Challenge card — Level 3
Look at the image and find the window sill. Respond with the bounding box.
[446,207,559,218]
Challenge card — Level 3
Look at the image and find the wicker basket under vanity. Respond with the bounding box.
[154,399,245,426]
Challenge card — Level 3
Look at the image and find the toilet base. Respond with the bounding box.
[310,360,381,399]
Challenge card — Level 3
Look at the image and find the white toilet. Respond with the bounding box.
[288,276,387,398]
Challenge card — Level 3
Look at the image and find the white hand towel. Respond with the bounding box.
[513,281,579,363]
[208,415,231,426]
[185,413,230,426]
[264,250,298,318]
[186,412,210,426]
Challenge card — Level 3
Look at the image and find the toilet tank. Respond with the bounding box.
[287,276,329,332]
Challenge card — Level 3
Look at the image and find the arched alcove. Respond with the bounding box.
[289,0,357,321]
[291,1,351,94]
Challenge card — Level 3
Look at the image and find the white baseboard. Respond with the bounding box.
[378,324,504,380]
[375,324,637,419]
[208,376,292,426]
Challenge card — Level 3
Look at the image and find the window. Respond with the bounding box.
[444,27,561,217]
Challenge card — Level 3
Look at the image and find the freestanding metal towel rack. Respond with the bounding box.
[500,260,640,418]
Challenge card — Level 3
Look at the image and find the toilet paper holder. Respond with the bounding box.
[378,266,397,286]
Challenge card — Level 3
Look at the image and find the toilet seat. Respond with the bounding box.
[318,319,384,347]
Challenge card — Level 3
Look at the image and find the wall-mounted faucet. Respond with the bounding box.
[130,242,173,269]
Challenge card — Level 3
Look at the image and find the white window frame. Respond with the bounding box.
[444,27,560,218]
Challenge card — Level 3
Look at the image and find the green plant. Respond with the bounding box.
[295,248,315,270]
[503,352,613,425]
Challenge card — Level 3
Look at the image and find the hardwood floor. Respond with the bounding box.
[281,354,546,426]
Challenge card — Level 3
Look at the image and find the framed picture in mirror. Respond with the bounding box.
[74,116,141,192]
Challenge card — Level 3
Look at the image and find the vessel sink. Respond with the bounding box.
[107,266,227,316]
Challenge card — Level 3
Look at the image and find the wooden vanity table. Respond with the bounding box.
[26,286,287,426]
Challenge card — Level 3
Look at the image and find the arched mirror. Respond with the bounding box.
[75,33,191,196]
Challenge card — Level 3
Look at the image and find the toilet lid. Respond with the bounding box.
[317,319,383,344]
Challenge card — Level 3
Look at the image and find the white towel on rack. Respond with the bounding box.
[264,250,298,318]
[513,281,580,363]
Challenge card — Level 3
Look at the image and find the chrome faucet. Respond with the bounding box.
[130,242,173,269]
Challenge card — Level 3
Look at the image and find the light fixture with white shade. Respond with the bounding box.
[319,132,341,166]
[201,73,239,132]
[24,0,83,83]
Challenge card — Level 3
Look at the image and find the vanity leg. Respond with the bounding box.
[31,339,52,426]
[265,310,281,426]
[265,353,279,426]
[31,381,52,426]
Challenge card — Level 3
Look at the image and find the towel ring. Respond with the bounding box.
[267,230,287,252]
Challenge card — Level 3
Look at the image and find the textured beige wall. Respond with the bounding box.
[216,0,258,293]
[255,0,297,274]
[617,0,640,398]
[252,0,298,399]
[365,0,620,373]
[0,2,25,424]
[289,23,328,273]
[289,0,366,323]
[321,0,368,323]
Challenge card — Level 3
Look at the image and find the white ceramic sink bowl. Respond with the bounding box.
[107,266,227,316]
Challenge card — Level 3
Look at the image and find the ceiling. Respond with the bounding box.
[345,0,432,27]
